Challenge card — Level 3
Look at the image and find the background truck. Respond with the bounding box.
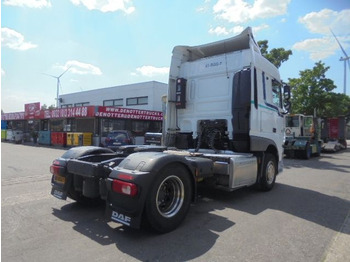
[50,27,291,233]
[283,114,322,159]
[321,116,348,152]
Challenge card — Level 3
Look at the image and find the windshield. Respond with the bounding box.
[304,117,313,128]
[108,132,127,140]
[286,116,299,127]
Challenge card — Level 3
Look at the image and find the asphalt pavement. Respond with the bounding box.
[1,141,350,262]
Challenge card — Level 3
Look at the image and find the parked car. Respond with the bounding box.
[105,130,135,150]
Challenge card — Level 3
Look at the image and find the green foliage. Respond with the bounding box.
[41,104,56,110]
[258,40,293,68]
[288,61,350,117]
[323,92,350,117]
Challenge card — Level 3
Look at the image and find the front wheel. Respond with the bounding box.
[144,164,192,233]
[259,153,277,191]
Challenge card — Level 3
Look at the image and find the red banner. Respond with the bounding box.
[2,106,162,121]
[41,106,96,119]
[95,106,163,121]
[1,112,25,120]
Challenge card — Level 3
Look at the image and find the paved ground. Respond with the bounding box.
[1,142,350,262]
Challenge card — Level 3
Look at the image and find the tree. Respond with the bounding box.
[258,40,292,68]
[288,61,350,117]
[41,104,56,110]
[323,92,350,117]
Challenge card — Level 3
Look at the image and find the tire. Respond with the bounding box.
[259,153,277,191]
[144,164,192,233]
[284,151,291,158]
[339,139,347,149]
[302,143,311,159]
[314,142,321,157]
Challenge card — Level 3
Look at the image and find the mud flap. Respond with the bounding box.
[51,187,68,200]
[50,172,73,201]
[105,205,143,229]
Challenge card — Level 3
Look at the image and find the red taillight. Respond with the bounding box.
[105,137,111,143]
[50,165,61,175]
[112,179,138,197]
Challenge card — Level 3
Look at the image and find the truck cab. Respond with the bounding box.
[283,114,322,159]
[165,27,287,165]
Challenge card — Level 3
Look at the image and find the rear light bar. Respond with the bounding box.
[50,165,61,176]
[50,160,65,176]
[112,179,138,197]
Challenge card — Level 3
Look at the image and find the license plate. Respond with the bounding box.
[54,174,66,184]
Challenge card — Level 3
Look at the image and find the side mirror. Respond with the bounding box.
[283,85,291,100]
[283,84,291,114]
[284,101,291,113]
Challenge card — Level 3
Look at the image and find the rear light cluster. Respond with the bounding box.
[50,165,61,176]
[112,177,138,197]
[50,160,64,176]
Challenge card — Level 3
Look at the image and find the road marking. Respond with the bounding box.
[323,209,350,262]
[2,174,50,186]
[2,191,53,207]
[2,175,53,206]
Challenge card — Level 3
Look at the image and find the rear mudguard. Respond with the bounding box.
[106,151,211,229]
[50,158,72,200]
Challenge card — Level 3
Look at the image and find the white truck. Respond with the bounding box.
[50,27,291,233]
[283,114,322,159]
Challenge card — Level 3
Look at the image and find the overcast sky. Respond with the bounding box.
[1,0,350,112]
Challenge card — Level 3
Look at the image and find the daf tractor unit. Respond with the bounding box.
[50,27,291,233]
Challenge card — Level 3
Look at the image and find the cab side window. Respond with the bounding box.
[272,79,282,108]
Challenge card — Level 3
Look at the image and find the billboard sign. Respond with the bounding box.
[24,102,41,119]
[95,106,163,121]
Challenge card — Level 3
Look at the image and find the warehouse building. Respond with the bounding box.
[59,81,166,111]
[2,81,167,146]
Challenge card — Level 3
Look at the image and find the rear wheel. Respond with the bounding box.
[259,153,277,191]
[314,141,322,157]
[144,164,192,233]
[301,143,311,159]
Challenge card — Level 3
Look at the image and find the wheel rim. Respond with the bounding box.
[266,161,276,185]
[156,175,185,218]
